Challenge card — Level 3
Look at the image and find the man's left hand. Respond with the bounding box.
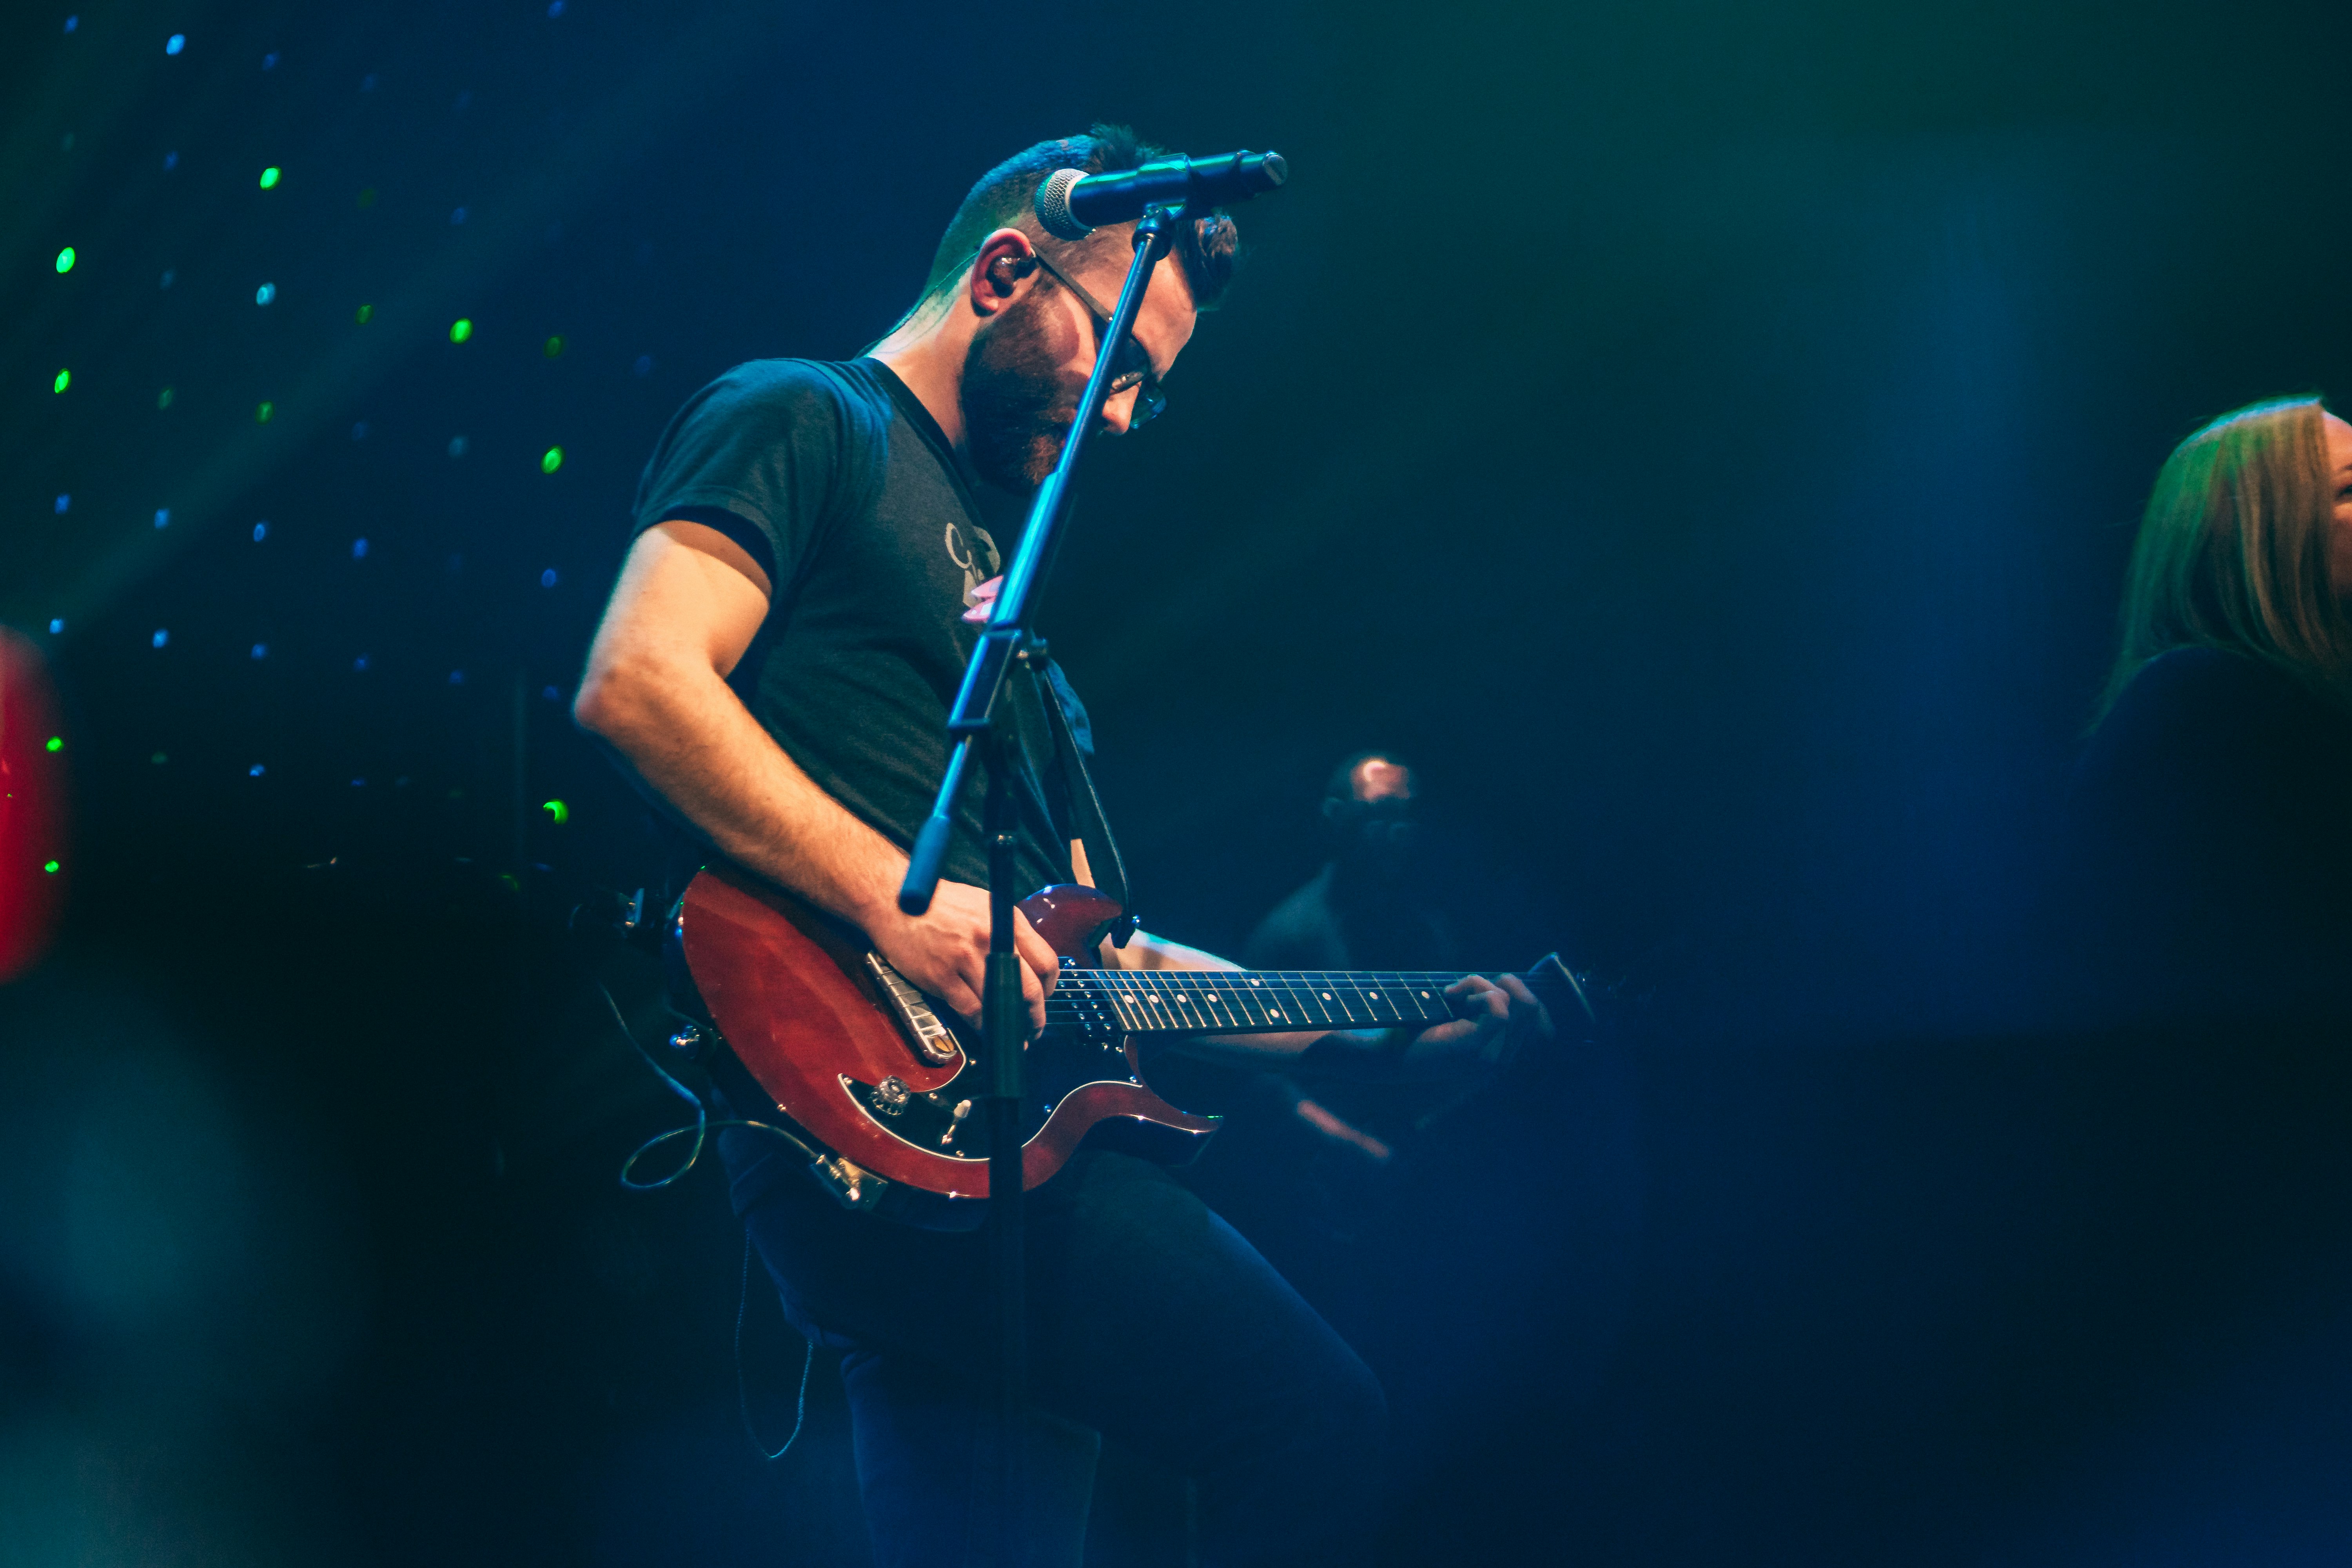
[1401,973,1552,1071]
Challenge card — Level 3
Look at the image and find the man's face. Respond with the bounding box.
[1327,757,1419,882]
[960,242,1197,491]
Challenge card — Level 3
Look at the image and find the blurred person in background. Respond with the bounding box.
[1164,753,1493,1257]
[2071,396,2352,1025]
[1247,751,1460,977]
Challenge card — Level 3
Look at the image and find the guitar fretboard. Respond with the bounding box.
[1045,968,1467,1038]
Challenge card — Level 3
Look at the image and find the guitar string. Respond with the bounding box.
[1040,969,1473,1031]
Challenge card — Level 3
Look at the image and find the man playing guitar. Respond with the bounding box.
[574,124,1544,1564]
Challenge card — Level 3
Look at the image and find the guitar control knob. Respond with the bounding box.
[874,1076,910,1116]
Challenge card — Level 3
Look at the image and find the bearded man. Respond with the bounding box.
[573,125,1540,1565]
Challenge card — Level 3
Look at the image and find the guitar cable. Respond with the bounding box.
[596,977,831,1188]
[596,975,818,1462]
[737,1235,813,1462]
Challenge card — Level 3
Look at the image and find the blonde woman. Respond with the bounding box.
[2072,397,2352,1021]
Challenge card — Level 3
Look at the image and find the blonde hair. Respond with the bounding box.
[2098,396,2348,720]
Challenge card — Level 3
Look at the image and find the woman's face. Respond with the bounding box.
[2329,411,2352,595]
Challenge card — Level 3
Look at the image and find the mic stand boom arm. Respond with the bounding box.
[895,203,1181,1560]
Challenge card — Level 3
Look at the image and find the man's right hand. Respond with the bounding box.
[863,879,1060,1035]
[575,527,1062,1034]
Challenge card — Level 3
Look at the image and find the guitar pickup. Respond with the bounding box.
[865,953,958,1065]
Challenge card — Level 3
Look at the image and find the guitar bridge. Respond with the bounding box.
[865,953,958,1065]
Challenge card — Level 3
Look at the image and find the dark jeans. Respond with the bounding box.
[719,1127,1387,1567]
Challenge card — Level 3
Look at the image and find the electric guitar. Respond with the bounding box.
[672,862,1591,1222]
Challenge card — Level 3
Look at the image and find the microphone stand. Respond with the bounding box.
[897,203,1182,1561]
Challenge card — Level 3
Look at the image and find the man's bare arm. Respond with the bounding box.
[573,521,1058,1025]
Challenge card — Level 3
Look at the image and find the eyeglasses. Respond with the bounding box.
[1028,250,1166,429]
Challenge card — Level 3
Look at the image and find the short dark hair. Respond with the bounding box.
[915,123,1241,314]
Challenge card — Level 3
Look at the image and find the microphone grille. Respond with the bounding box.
[1035,169,1092,241]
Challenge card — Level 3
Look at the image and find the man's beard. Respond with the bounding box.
[960,292,1078,492]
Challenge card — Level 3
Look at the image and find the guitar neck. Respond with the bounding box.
[1047,967,1471,1038]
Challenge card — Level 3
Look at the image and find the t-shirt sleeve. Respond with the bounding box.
[629,361,859,597]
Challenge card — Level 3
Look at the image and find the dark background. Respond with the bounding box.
[6,0,2352,1562]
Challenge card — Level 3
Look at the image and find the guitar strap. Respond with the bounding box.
[1027,656,1135,936]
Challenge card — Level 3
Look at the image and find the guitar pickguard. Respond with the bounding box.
[842,1072,985,1159]
[839,995,1151,1164]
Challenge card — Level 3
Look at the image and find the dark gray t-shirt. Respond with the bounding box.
[630,357,1075,895]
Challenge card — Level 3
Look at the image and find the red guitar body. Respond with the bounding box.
[676,864,1219,1215]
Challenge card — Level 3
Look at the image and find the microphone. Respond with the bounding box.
[1035,151,1287,241]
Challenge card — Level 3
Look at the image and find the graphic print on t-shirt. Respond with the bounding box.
[946,522,999,614]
